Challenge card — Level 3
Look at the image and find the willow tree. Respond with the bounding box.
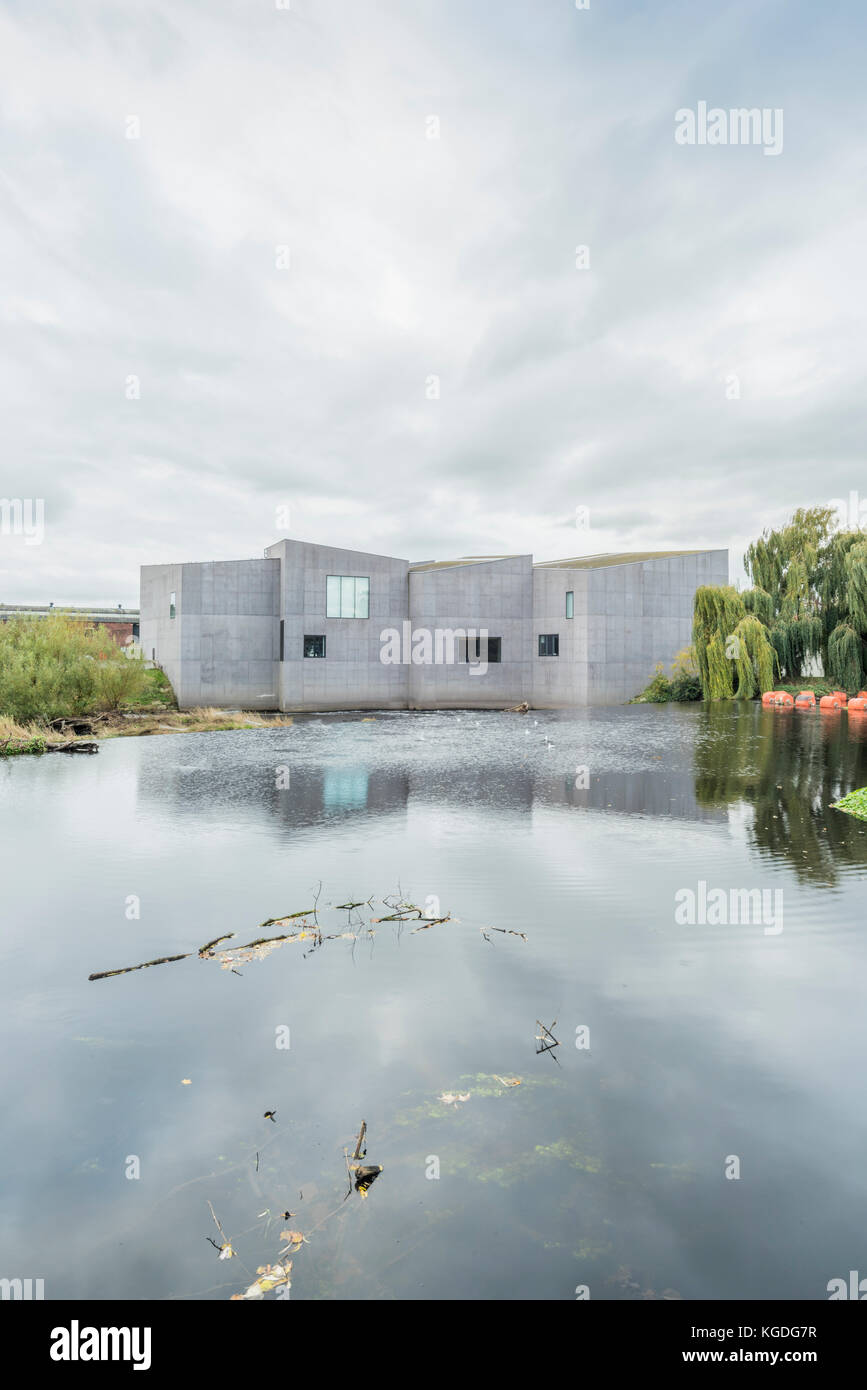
[745,506,835,616]
[827,623,863,691]
[824,539,867,689]
[693,586,745,699]
[770,615,823,682]
[820,530,863,643]
[731,615,776,699]
[845,539,867,632]
[743,506,847,679]
[742,587,774,625]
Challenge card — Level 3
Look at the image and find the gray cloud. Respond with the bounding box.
[0,0,864,603]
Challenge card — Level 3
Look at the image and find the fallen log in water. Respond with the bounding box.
[88,952,192,981]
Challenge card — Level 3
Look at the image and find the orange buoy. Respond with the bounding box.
[820,694,845,711]
[847,697,867,712]
[858,691,867,701]
[761,691,777,706]
[795,692,815,708]
[831,690,849,704]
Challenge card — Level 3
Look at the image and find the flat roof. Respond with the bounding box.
[534,550,715,569]
[411,549,720,572]
[0,605,139,617]
[409,555,523,571]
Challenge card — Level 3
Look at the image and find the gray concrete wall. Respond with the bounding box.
[141,544,729,711]
[408,556,534,708]
[265,539,410,710]
[532,568,589,707]
[140,563,186,701]
[140,559,280,708]
[583,550,729,705]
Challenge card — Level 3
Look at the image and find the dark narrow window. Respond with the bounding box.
[169,591,176,619]
[538,634,559,657]
[304,635,326,658]
[462,635,501,663]
[279,620,285,661]
[566,591,574,619]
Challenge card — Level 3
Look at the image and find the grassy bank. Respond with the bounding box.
[1,705,294,754]
[97,707,294,739]
[0,614,293,755]
[0,715,81,756]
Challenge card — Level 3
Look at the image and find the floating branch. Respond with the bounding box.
[88,953,191,981]
[352,1120,367,1162]
[258,909,313,928]
[198,934,236,957]
[238,932,299,950]
[411,915,451,933]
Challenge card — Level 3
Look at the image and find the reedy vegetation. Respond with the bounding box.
[0,613,151,723]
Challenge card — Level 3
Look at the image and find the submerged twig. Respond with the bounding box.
[536,1018,560,1046]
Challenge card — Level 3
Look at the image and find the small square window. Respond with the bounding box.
[169,591,176,619]
[304,635,326,658]
[566,591,574,619]
[538,634,559,657]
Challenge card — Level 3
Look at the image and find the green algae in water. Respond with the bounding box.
[391,1072,560,1127]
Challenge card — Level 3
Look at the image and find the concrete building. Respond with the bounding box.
[140,540,728,710]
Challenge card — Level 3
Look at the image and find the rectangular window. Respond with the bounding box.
[304,635,326,658]
[462,635,502,663]
[538,634,559,657]
[169,591,176,619]
[326,575,369,618]
[566,591,574,619]
[279,620,285,661]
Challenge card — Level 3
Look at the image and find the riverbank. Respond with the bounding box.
[0,708,294,756]
[0,659,293,756]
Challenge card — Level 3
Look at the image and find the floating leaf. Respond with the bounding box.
[231,1262,292,1300]
[280,1230,305,1247]
[181,1079,192,1085]
[494,1076,522,1088]
[219,1243,233,1260]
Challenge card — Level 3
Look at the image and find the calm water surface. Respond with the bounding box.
[1,703,866,1300]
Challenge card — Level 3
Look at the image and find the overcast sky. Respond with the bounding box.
[1,0,865,605]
